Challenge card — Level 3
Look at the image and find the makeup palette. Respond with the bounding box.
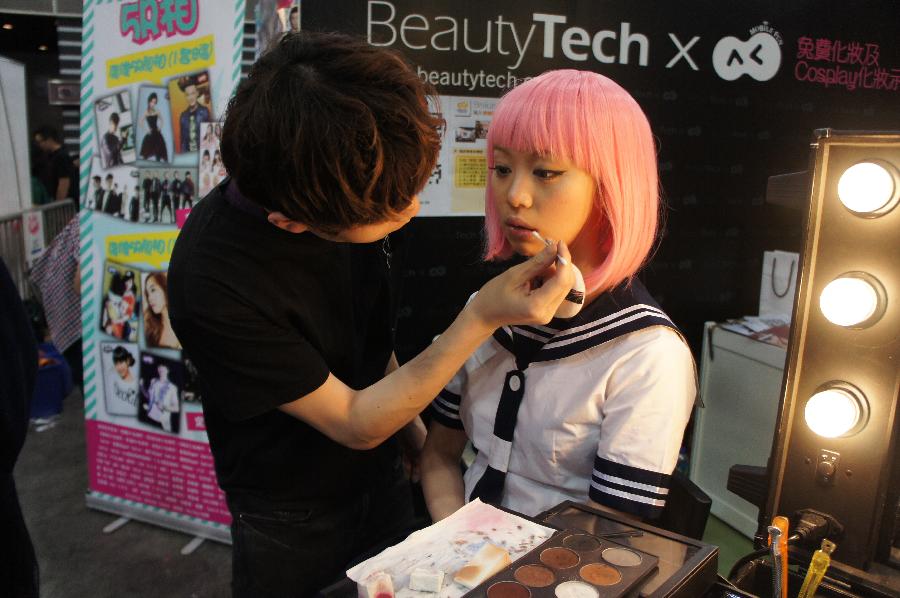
[462,530,658,598]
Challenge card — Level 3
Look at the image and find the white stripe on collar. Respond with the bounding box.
[555,303,668,338]
[544,308,673,350]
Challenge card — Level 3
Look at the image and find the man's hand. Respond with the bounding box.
[469,240,574,329]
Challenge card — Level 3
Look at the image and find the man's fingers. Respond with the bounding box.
[512,242,558,280]
[528,240,574,302]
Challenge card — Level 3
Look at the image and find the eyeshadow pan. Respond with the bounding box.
[554,580,600,598]
[601,547,643,567]
[487,580,531,598]
[540,547,580,569]
[579,562,622,586]
[513,564,555,587]
[562,534,601,552]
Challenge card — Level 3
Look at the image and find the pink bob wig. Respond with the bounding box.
[484,69,660,294]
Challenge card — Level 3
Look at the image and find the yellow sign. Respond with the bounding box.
[106,34,215,86]
[105,231,180,269]
[454,152,488,189]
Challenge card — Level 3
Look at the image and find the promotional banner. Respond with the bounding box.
[304,0,899,358]
[79,0,245,541]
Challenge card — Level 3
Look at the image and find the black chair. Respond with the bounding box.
[657,469,712,540]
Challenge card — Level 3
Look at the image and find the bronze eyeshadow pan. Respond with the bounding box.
[462,530,658,598]
[514,564,556,587]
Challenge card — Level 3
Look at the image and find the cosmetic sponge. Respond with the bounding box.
[358,571,394,598]
[555,263,585,319]
[454,542,512,589]
[408,568,444,593]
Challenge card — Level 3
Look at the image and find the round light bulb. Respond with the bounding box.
[837,162,895,214]
[805,388,861,438]
[819,275,881,327]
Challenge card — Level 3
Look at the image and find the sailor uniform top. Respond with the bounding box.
[429,279,696,519]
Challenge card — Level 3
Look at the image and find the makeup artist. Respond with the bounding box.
[167,32,574,598]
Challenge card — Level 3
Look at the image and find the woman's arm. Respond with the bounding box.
[420,420,469,521]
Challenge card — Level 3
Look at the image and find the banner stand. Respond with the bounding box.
[79,0,246,544]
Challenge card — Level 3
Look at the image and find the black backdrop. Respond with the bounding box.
[304,0,899,360]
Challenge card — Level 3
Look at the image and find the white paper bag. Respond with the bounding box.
[759,250,799,320]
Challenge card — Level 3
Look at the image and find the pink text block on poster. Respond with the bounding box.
[86,420,231,525]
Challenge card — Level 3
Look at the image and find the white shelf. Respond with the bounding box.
[689,321,787,538]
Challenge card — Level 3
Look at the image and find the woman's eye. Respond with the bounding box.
[534,169,565,180]
[491,164,512,177]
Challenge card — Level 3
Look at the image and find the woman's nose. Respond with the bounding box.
[506,175,533,208]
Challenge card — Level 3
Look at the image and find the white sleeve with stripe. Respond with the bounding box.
[589,328,696,519]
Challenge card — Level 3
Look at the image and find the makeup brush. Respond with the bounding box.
[531,230,585,319]
[531,230,570,265]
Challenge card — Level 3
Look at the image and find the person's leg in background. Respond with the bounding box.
[0,260,40,597]
[62,338,83,392]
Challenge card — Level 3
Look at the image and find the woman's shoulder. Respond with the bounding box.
[576,324,693,371]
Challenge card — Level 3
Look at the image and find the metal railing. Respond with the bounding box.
[0,199,78,299]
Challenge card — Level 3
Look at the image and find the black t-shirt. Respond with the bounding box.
[168,180,402,501]
[39,148,78,200]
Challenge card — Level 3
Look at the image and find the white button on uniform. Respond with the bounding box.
[509,374,521,392]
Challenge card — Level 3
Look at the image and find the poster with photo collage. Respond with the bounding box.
[79,0,247,541]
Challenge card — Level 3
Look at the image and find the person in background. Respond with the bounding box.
[29,215,83,392]
[421,70,697,522]
[1,259,40,598]
[288,5,300,32]
[33,125,78,202]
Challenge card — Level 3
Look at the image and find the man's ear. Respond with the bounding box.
[266,211,310,234]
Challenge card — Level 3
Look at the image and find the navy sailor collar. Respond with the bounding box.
[492,278,679,365]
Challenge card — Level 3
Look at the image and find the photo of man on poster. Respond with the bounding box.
[171,72,212,153]
[138,355,183,435]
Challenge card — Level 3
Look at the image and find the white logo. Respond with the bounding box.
[713,31,781,81]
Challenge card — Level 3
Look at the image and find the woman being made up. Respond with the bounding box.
[139,93,168,162]
[143,272,181,350]
[421,70,696,521]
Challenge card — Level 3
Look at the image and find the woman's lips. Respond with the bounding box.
[505,218,539,241]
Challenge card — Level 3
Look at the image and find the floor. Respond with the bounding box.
[15,388,756,597]
[15,389,231,598]
[702,513,755,578]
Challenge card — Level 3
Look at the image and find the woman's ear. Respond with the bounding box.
[266,211,310,234]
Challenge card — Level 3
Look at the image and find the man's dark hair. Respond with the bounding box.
[221,31,443,233]
[177,75,198,92]
[112,345,135,366]
[33,125,62,142]
[105,174,114,181]
[109,112,120,126]
[92,175,101,182]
